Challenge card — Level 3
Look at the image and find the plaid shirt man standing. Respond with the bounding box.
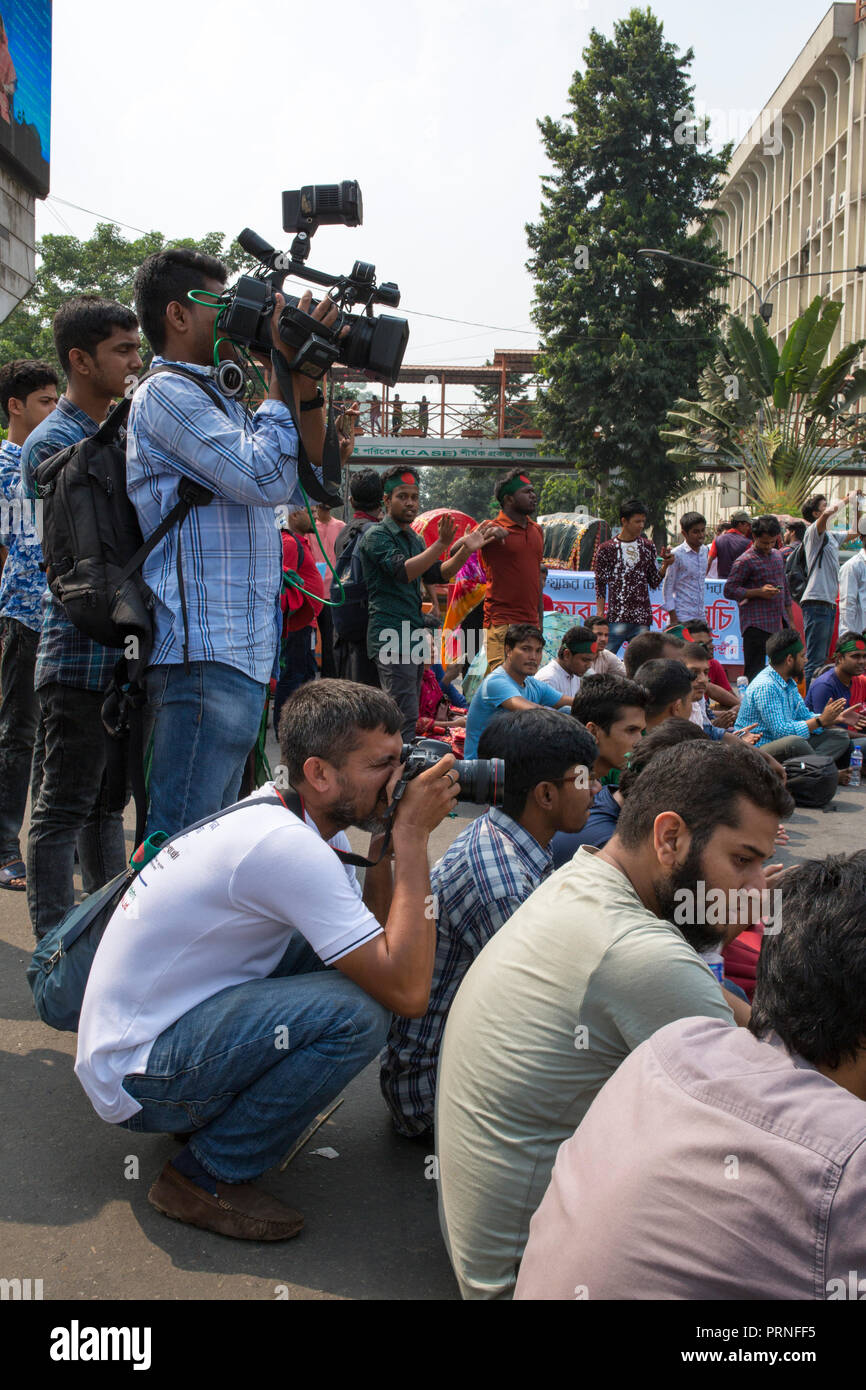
[724,516,794,682]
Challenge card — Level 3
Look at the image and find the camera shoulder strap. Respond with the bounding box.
[271,782,401,868]
[270,350,343,507]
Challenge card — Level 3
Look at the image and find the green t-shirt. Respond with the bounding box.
[359,516,443,660]
[435,845,734,1300]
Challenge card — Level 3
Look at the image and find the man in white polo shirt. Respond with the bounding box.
[435,739,793,1299]
[535,625,598,700]
[76,680,459,1242]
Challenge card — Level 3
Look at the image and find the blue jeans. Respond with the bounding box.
[145,661,267,840]
[273,627,317,734]
[802,601,836,687]
[119,934,388,1182]
[607,621,648,658]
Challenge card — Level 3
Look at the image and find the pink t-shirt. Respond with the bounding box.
[515,1016,866,1300]
[309,516,346,595]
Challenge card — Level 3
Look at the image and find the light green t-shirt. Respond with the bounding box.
[435,845,735,1301]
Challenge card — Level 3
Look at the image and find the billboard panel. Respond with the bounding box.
[0,1,51,197]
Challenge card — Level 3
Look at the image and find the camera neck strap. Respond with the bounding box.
[272,781,407,869]
[270,350,343,507]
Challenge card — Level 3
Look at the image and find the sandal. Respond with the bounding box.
[0,859,26,891]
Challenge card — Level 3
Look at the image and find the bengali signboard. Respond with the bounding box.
[543,569,743,664]
[0,1,51,197]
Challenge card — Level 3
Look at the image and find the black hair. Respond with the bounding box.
[0,359,58,421]
[349,468,385,509]
[382,464,419,493]
[618,717,709,798]
[559,624,595,655]
[504,622,544,651]
[478,706,598,819]
[278,678,401,783]
[680,511,706,531]
[619,498,648,521]
[53,296,139,374]
[133,247,227,354]
[632,659,693,719]
[766,628,802,668]
[585,614,609,632]
[750,851,866,1068]
[785,520,807,542]
[801,495,827,524]
[623,630,685,679]
[616,739,793,851]
[494,467,534,504]
[682,618,712,654]
[751,514,782,538]
[571,673,648,733]
[834,631,866,660]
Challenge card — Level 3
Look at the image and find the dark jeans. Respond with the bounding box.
[742,626,772,683]
[334,636,381,689]
[27,682,127,940]
[120,933,388,1182]
[375,655,423,742]
[0,617,40,863]
[273,627,318,733]
[761,728,851,769]
[801,601,836,687]
[607,621,648,658]
[318,603,337,678]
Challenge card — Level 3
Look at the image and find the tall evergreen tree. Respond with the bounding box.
[526,6,731,531]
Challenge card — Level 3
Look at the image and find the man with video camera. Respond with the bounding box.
[75,680,459,1241]
[128,247,356,839]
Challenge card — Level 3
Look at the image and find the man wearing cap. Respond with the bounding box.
[712,512,752,580]
[359,466,501,739]
[839,515,866,639]
[536,626,599,700]
[733,628,851,766]
[805,633,866,734]
[481,469,545,673]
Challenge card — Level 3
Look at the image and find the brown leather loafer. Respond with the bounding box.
[147,1160,304,1241]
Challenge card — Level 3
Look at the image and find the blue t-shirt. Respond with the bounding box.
[465,667,562,757]
[550,785,622,868]
[805,668,852,713]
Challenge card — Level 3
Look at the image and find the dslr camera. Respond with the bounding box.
[218,181,409,385]
[399,738,505,807]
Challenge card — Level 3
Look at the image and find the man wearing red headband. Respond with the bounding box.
[481,469,545,672]
[360,466,501,738]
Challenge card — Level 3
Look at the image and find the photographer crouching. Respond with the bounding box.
[74,681,459,1241]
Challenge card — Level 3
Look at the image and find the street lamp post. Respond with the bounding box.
[637,248,866,324]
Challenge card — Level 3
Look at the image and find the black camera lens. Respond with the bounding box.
[453,758,505,807]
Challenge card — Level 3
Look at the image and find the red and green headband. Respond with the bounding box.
[665,624,695,643]
[837,636,866,655]
[500,473,533,499]
[565,636,598,656]
[384,469,419,495]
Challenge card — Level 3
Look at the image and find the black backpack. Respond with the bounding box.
[782,753,838,808]
[332,517,374,644]
[785,532,828,604]
[34,364,228,661]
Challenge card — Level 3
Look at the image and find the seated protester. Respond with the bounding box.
[435,659,469,710]
[805,633,866,733]
[535,625,598,699]
[679,617,740,717]
[681,646,760,746]
[464,623,572,758]
[416,663,466,739]
[516,851,866,1301]
[584,615,625,678]
[380,708,600,1138]
[734,628,851,768]
[550,675,649,867]
[622,628,685,679]
[75,681,460,1242]
[632,657,693,729]
[436,740,793,1299]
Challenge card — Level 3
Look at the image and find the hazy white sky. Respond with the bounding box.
[39,0,837,376]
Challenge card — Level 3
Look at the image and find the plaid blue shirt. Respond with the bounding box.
[21,397,123,692]
[379,807,553,1136]
[126,358,302,685]
[0,437,45,631]
[733,665,813,745]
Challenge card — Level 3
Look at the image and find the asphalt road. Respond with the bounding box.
[1,729,863,1301]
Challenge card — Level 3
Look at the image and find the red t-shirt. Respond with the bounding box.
[481,511,544,627]
[708,657,733,693]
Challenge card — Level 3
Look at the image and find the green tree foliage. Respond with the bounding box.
[417,466,501,519]
[473,368,540,434]
[526,7,731,531]
[538,471,592,514]
[0,223,247,380]
[661,296,866,514]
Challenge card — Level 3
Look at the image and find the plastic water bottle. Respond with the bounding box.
[850,747,863,788]
[737,676,748,696]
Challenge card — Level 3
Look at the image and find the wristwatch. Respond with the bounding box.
[299,388,325,412]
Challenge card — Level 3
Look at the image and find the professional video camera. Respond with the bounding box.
[399,738,505,807]
[218,181,409,385]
